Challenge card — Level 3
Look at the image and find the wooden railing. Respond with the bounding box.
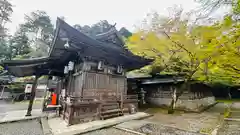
[67,96,100,103]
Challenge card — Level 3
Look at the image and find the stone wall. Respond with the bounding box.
[143,83,216,112]
[146,96,216,112]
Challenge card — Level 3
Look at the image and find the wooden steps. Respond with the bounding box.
[101,109,122,114]
[100,102,123,120]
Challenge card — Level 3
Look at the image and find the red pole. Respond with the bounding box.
[51,93,57,105]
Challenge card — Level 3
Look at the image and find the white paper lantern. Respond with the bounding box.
[117,65,123,73]
[97,61,104,70]
[64,66,69,74]
[68,61,74,71]
[64,40,70,48]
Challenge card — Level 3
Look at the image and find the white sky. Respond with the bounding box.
[7,0,201,34]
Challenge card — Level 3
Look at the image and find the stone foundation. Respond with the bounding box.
[146,97,216,112]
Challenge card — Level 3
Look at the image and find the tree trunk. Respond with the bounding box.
[228,88,232,99]
[168,87,177,114]
[42,76,50,112]
[26,75,40,116]
[1,86,5,98]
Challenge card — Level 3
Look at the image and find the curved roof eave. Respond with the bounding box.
[49,18,153,70]
[3,57,52,66]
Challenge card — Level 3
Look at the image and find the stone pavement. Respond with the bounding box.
[134,103,226,134]
[0,102,232,135]
[82,127,141,135]
[110,103,227,135]
[116,120,204,135]
[48,112,151,135]
[0,118,43,135]
[0,109,45,135]
[0,109,42,123]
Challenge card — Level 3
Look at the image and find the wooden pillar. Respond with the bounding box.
[26,75,40,116]
[42,76,50,112]
[68,106,74,126]
[56,79,61,105]
[67,73,73,96]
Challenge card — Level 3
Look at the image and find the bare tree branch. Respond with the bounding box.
[162,31,195,58]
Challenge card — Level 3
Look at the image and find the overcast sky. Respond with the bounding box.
[7,0,202,34]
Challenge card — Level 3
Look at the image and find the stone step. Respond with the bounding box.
[228,115,240,118]
[217,103,240,135]
[230,111,240,114]
[230,108,240,112]
[228,111,240,119]
[101,109,123,114]
[224,118,240,121]
[100,113,123,120]
[226,120,240,125]
[218,119,240,135]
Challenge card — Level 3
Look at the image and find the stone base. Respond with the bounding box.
[48,112,151,135]
[146,97,216,112]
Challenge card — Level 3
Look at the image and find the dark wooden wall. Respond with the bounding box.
[82,72,127,99]
[59,61,136,125]
[65,61,127,100]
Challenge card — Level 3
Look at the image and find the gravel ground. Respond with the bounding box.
[217,103,240,135]
[218,121,240,135]
[82,128,136,135]
[134,123,204,135]
[0,119,43,135]
[144,103,224,133]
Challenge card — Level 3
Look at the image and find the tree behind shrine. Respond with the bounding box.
[126,6,225,113]
[0,0,13,74]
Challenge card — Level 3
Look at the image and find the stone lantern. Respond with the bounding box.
[140,88,146,105]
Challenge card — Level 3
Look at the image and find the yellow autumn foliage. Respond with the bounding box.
[127,11,240,85]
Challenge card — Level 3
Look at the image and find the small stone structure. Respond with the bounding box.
[128,75,216,112]
[146,83,216,112]
[147,95,216,112]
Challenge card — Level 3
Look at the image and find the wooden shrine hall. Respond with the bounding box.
[2,18,152,125]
